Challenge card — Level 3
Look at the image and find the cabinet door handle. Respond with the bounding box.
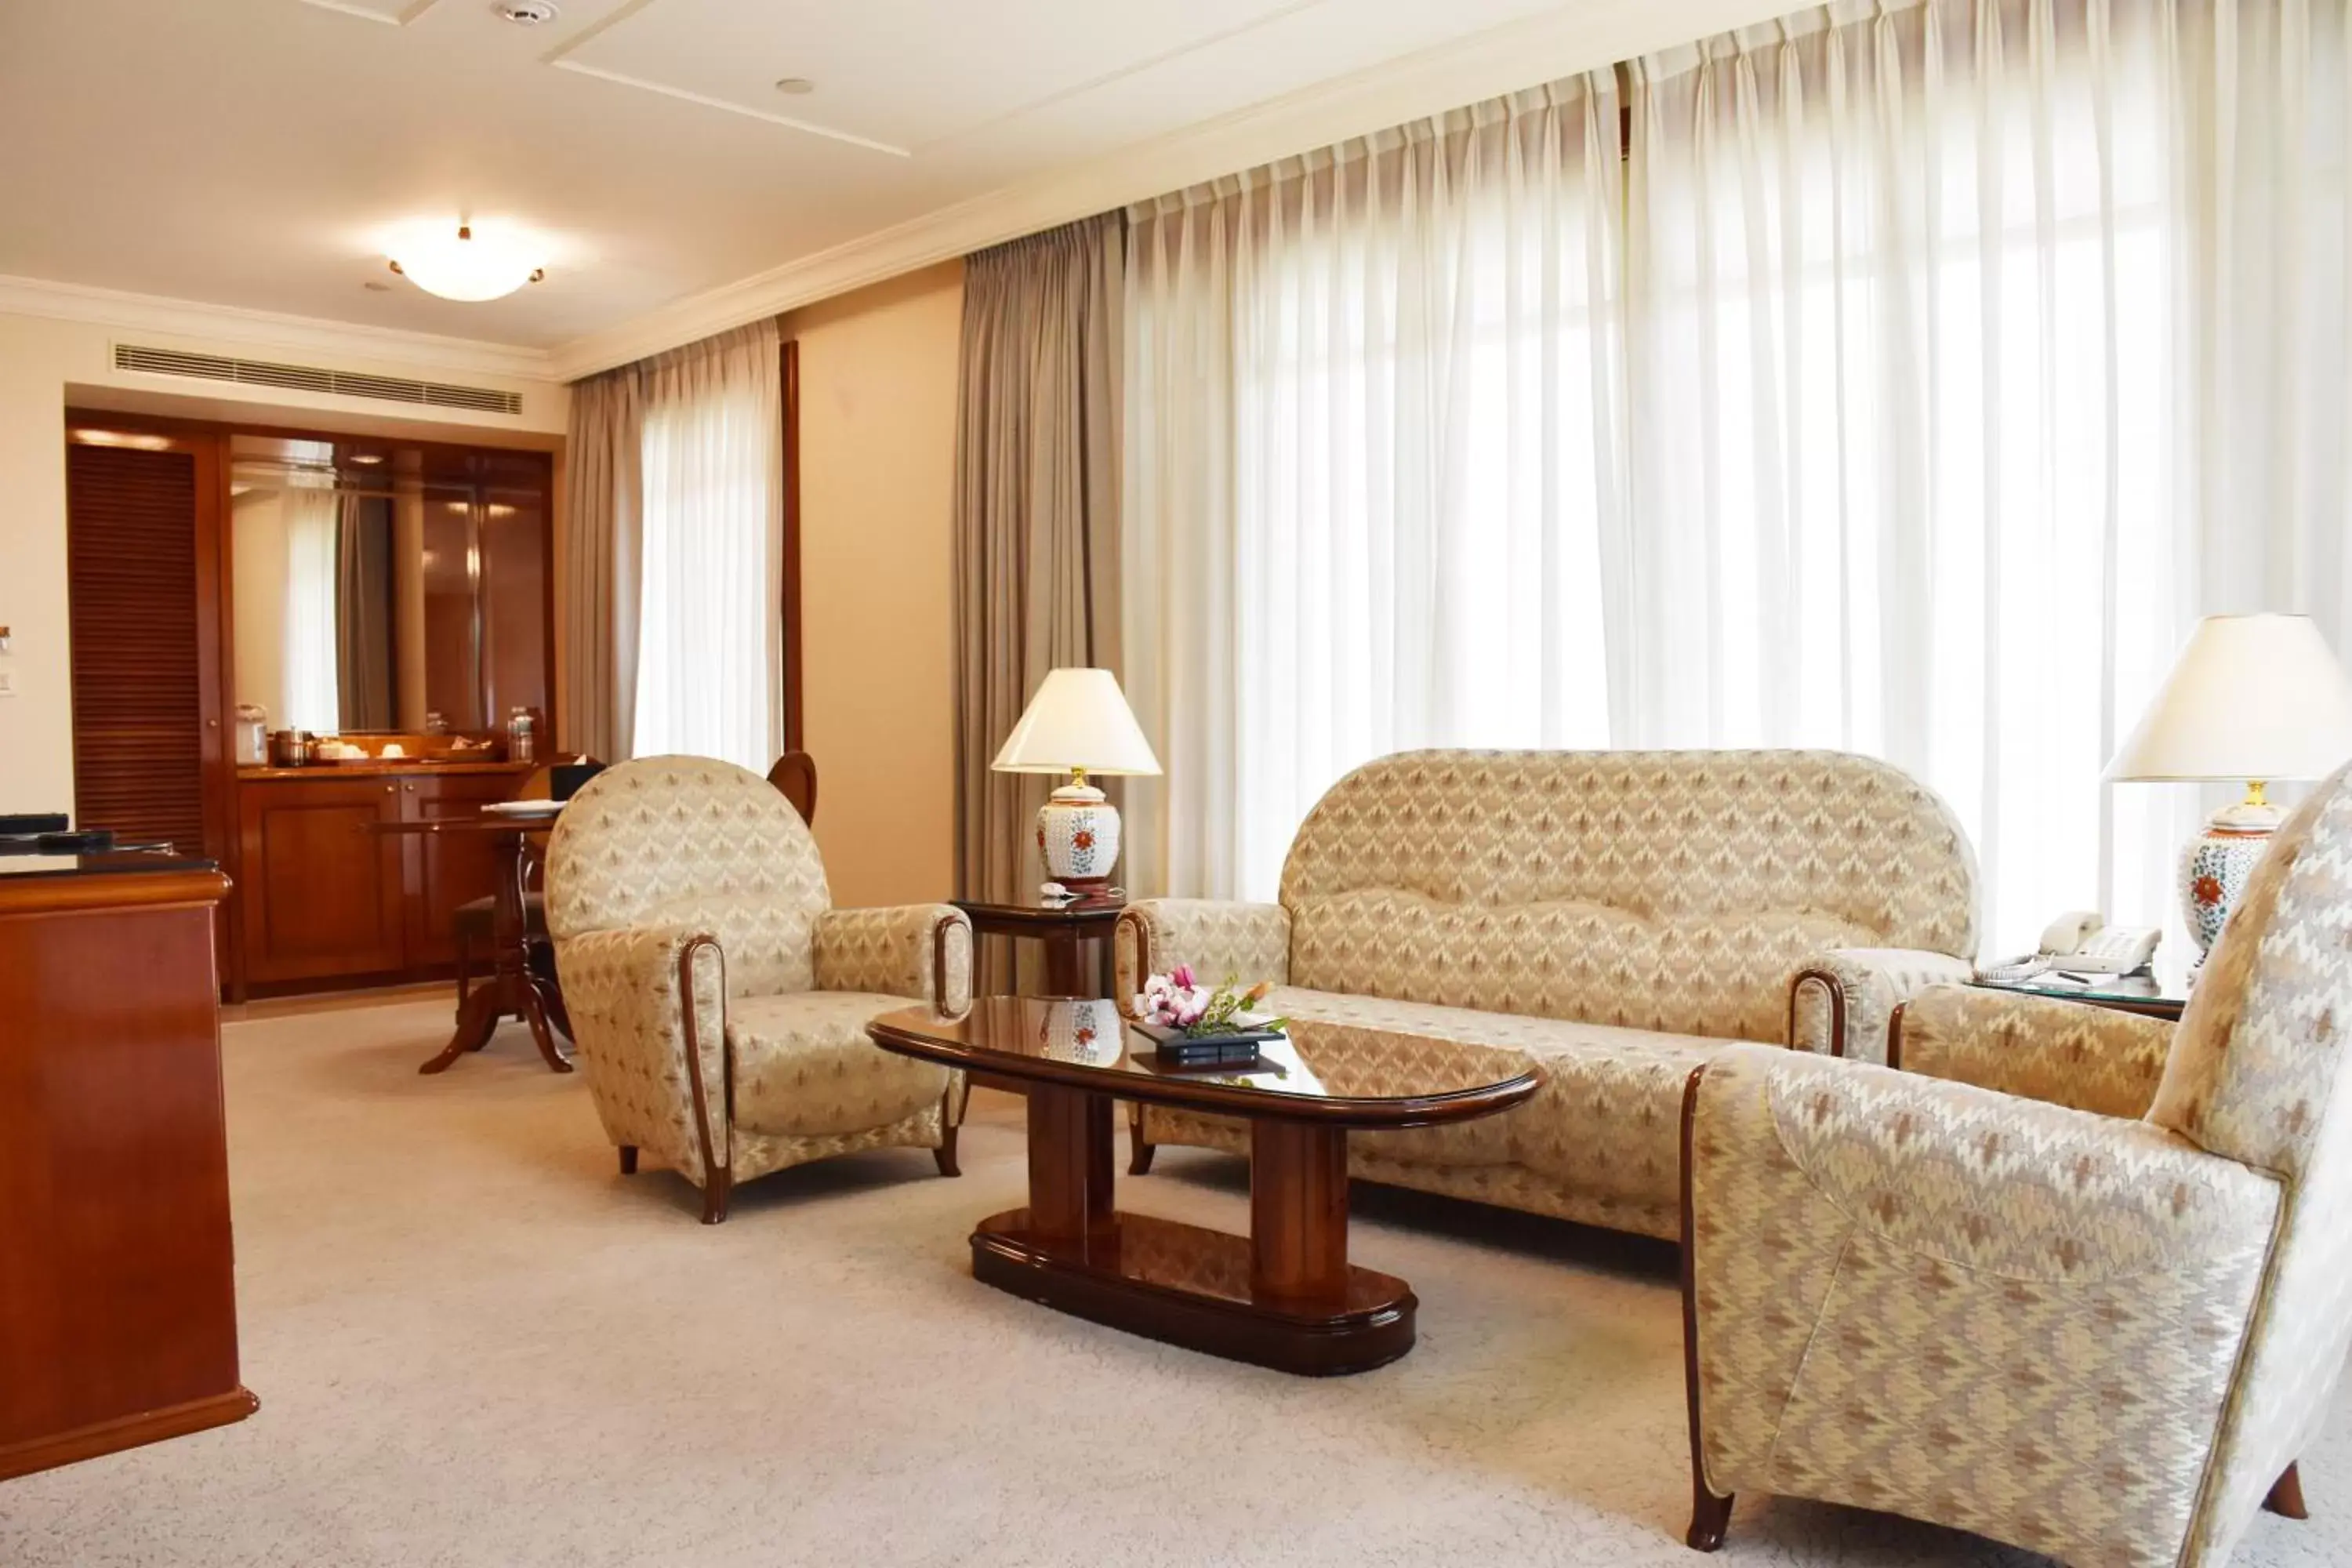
[385,784,396,793]
[405,782,416,793]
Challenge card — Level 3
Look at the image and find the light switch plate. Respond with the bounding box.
[0,672,15,697]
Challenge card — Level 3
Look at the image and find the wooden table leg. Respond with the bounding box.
[419,833,572,1076]
[1043,930,1083,998]
[1025,1085,1114,1245]
[1250,1120,1351,1310]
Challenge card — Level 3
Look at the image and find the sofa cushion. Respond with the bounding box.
[1268,986,1759,1208]
[727,992,947,1138]
[1287,891,1867,1043]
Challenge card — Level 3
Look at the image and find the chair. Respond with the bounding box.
[544,756,971,1223]
[767,750,817,824]
[1680,760,2352,1566]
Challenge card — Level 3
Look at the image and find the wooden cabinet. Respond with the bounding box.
[236,768,524,989]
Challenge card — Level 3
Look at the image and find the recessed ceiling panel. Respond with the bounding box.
[555,0,1331,153]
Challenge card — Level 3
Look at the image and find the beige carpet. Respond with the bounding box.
[3,996,2347,1567]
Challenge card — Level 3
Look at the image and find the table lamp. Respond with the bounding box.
[2106,613,2352,965]
[990,668,1162,894]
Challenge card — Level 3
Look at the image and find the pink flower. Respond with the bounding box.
[1170,963,1197,990]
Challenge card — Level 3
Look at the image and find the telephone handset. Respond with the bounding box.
[1981,910,2162,982]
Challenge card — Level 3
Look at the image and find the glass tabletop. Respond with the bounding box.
[1966,946,2193,1018]
[867,996,1542,1127]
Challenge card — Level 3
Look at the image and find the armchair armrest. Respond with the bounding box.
[1684,1046,2278,1562]
[1787,946,1975,1062]
[554,924,728,1185]
[1114,898,1291,1005]
[1890,982,2175,1120]
[812,904,972,1012]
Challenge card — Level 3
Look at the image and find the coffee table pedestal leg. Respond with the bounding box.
[968,1097,1415,1375]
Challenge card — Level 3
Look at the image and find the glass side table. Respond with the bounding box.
[1965,950,2191,1022]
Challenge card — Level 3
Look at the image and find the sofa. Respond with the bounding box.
[1679,761,2352,1566]
[1114,749,1980,1241]
[546,756,973,1224]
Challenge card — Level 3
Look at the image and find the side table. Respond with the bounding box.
[1963,964,2187,1022]
[951,895,1126,1000]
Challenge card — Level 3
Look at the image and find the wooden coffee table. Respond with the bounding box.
[867,998,1541,1376]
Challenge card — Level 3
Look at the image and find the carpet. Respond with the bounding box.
[2,996,2344,1567]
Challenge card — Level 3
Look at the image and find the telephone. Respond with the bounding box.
[1980,911,2162,982]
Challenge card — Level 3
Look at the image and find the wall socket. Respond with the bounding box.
[0,672,15,698]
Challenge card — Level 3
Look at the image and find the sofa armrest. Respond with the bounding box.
[554,924,729,1183]
[1114,899,1291,1006]
[1685,1045,2278,1556]
[812,904,973,1013]
[1787,946,1975,1062]
[1889,982,2175,1120]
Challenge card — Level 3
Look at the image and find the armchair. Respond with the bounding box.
[1682,760,2352,1566]
[546,757,972,1224]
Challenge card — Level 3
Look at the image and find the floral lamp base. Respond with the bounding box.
[1036,782,1120,892]
[2180,796,2285,969]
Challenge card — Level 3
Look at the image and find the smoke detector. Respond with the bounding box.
[496,2,559,24]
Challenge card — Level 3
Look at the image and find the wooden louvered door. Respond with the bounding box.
[64,433,228,865]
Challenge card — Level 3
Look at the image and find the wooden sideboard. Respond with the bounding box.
[0,854,256,1480]
[234,762,530,993]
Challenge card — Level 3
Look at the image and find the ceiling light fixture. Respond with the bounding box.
[385,221,546,302]
[348,453,385,466]
[774,77,815,95]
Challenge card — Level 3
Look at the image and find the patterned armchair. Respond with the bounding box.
[1681,761,2352,1565]
[545,757,972,1224]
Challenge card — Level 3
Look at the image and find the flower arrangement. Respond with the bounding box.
[1133,965,1286,1038]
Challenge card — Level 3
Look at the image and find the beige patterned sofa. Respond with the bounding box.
[546,757,973,1224]
[1115,749,1980,1240]
[1680,760,2352,1566]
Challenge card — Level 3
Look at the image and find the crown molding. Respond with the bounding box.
[548,0,1791,380]
[0,274,560,384]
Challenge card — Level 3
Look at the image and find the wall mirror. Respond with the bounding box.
[228,434,550,737]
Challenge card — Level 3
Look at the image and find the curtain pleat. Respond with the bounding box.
[559,368,644,760]
[953,215,1126,967]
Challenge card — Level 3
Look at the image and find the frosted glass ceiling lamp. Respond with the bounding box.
[385,223,546,303]
[2107,613,2352,967]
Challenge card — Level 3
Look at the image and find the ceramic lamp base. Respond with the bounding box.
[2180,800,2284,964]
[1036,783,1121,888]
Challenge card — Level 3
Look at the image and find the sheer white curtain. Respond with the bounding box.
[630,321,785,771]
[1123,0,2352,953]
[280,481,341,735]
[1123,78,1628,899]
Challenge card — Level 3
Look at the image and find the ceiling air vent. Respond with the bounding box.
[111,344,524,416]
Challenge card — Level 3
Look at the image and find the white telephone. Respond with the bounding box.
[1982,911,2162,982]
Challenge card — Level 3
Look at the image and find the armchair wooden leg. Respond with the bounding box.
[618,1145,637,1175]
[2265,1462,2309,1520]
[1127,1102,1156,1175]
[1686,1487,1733,1552]
[700,1167,731,1225]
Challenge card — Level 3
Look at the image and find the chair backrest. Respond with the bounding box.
[1277,749,1980,1041]
[767,750,818,825]
[545,755,832,996]
[2145,762,2352,1560]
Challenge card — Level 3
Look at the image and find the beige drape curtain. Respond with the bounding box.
[559,367,644,760]
[953,213,1126,934]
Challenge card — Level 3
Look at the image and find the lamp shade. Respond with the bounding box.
[990,668,1162,777]
[2106,613,2352,782]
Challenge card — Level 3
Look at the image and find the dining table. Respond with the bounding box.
[374,808,572,1076]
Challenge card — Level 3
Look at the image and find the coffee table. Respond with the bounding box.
[867,998,1541,1375]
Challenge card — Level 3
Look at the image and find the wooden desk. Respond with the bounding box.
[0,853,256,1480]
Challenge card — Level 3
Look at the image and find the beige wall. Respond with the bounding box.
[0,308,564,816]
[786,260,964,909]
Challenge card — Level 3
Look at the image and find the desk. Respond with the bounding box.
[952,895,1125,999]
[375,813,571,1074]
[0,852,256,1479]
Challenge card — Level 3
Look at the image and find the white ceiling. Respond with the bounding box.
[0,0,1788,378]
